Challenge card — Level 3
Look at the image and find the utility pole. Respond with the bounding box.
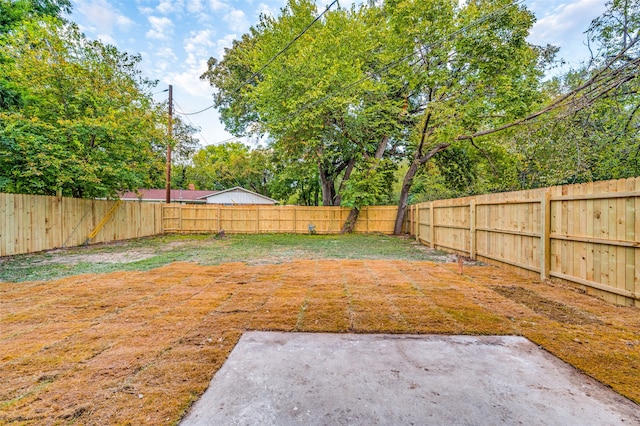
[165,84,173,204]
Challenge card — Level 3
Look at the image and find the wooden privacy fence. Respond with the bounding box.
[3,177,640,307]
[162,205,399,235]
[0,193,163,256]
[407,177,640,307]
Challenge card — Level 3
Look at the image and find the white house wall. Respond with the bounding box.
[205,190,274,205]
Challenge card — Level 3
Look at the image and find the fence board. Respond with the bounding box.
[0,194,163,255]
[407,177,640,305]
[0,193,6,256]
[3,194,14,256]
[158,205,397,236]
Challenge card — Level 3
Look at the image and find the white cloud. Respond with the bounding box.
[157,46,178,62]
[116,15,134,28]
[157,0,184,14]
[187,0,206,14]
[224,9,248,33]
[257,2,277,18]
[528,0,607,67]
[75,0,134,35]
[146,16,174,40]
[529,0,605,47]
[155,59,172,72]
[96,33,118,46]
[184,29,216,66]
[209,0,229,12]
[138,6,154,15]
[167,67,212,97]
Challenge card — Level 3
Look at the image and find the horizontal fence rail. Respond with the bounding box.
[162,205,399,235]
[407,177,640,307]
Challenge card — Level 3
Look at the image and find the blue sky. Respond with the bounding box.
[68,0,607,147]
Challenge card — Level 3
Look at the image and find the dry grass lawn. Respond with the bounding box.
[1,259,639,424]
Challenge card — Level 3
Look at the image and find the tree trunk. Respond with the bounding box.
[318,165,335,206]
[334,157,357,206]
[393,143,450,235]
[393,161,420,235]
[341,207,360,234]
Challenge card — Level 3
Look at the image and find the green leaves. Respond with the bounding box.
[341,159,397,209]
[0,18,167,198]
[186,142,271,195]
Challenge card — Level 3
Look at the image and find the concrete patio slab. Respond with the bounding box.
[181,332,640,425]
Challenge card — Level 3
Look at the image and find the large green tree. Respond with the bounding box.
[0,0,71,33]
[385,0,545,233]
[203,0,639,234]
[202,0,545,233]
[202,0,402,210]
[0,0,72,108]
[496,0,640,188]
[0,18,168,197]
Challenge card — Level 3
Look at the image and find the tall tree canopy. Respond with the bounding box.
[0,0,72,108]
[202,0,403,210]
[202,0,545,232]
[496,0,640,188]
[0,16,171,198]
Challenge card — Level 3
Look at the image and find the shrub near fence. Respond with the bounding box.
[407,177,640,307]
[0,193,163,256]
[162,204,399,235]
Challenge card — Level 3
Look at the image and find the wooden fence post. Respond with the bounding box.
[540,190,551,280]
[410,205,415,236]
[365,207,369,233]
[470,200,476,260]
[415,205,420,241]
[429,202,435,249]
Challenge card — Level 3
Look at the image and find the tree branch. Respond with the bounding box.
[418,143,450,165]
[457,42,640,142]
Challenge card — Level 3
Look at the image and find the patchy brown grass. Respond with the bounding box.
[1,260,639,424]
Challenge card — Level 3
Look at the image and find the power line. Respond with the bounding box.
[171,101,250,145]
[231,0,339,95]
[176,102,215,116]
[173,99,211,146]
[212,135,244,144]
[175,0,338,117]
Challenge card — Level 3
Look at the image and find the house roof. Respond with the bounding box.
[204,187,278,203]
[119,189,218,201]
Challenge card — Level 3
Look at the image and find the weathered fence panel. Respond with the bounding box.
[0,194,163,256]
[408,177,640,307]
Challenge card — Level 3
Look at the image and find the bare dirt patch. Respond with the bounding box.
[42,250,157,265]
[1,260,638,425]
[491,285,604,325]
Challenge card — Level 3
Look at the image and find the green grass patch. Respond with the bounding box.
[0,233,449,283]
